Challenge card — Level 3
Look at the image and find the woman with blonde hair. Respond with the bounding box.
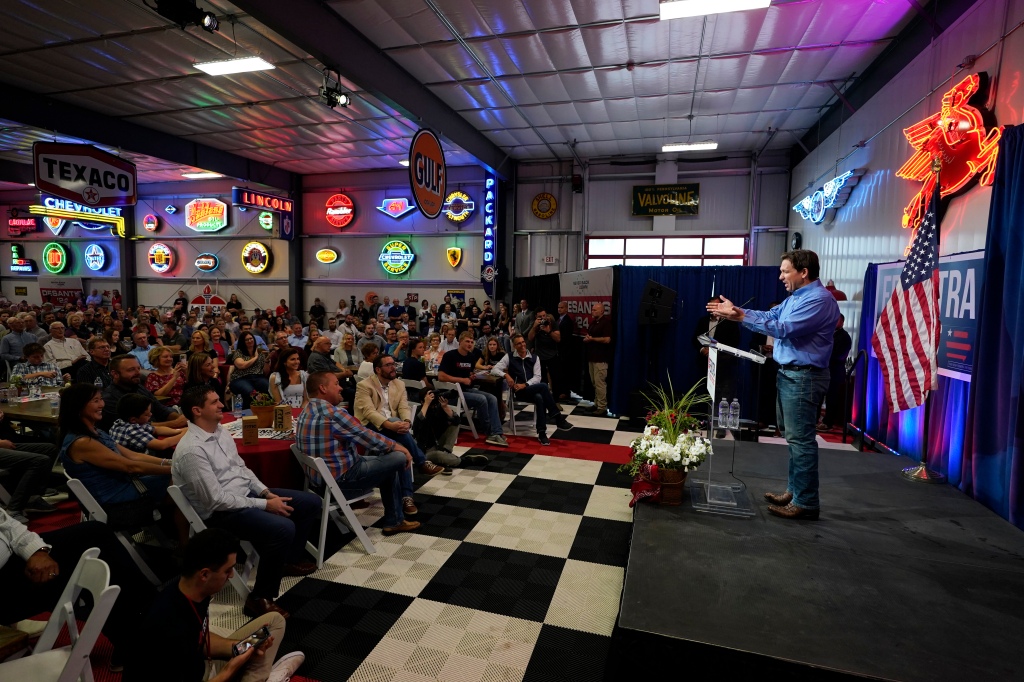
[145,346,187,406]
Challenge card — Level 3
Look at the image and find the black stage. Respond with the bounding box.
[617,442,1024,681]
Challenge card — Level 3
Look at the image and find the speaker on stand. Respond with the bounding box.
[636,279,678,396]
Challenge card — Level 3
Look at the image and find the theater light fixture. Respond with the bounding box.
[153,0,219,33]
[659,0,771,20]
[662,141,719,152]
[181,171,223,179]
[194,56,275,76]
[318,68,351,109]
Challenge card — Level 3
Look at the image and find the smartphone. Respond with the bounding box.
[232,625,271,657]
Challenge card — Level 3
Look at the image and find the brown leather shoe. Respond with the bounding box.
[767,503,820,520]
[420,462,445,477]
[382,519,421,536]
[764,490,793,506]
[349,499,370,510]
[283,561,318,577]
[402,497,418,516]
[244,596,290,619]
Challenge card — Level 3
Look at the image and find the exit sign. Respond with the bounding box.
[543,256,556,264]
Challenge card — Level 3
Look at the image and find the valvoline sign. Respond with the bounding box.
[33,142,137,208]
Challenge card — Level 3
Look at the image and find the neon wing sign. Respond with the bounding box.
[792,170,862,224]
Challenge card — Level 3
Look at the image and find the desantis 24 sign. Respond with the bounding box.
[33,142,137,208]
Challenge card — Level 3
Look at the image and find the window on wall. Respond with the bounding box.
[585,236,746,268]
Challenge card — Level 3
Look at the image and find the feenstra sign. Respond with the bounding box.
[33,142,137,207]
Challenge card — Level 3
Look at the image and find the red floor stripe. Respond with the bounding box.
[456,432,631,464]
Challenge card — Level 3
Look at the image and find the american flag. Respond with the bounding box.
[872,184,940,412]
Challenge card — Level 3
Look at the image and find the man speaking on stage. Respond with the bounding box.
[707,249,839,520]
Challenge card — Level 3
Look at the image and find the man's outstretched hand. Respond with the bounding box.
[706,296,745,322]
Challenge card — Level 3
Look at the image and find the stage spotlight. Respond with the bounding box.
[318,85,351,109]
[153,0,220,33]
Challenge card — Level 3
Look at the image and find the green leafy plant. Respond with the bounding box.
[618,376,713,477]
[249,390,276,407]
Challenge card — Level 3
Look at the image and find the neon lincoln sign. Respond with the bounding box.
[896,73,1001,248]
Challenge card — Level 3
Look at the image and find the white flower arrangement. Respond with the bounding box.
[628,424,712,473]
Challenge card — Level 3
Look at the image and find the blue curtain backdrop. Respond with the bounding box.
[609,265,787,418]
[963,123,1024,529]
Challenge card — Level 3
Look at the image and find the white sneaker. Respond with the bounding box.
[268,651,305,682]
[485,434,509,447]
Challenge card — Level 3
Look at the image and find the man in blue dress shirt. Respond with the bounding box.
[708,249,839,520]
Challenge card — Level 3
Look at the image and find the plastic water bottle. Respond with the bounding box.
[94,377,104,389]
[729,398,740,430]
[49,393,60,415]
[718,397,729,430]
[233,394,243,418]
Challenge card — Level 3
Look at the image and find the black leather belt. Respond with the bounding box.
[779,364,819,371]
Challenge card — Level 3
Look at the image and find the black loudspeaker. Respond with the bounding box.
[638,279,677,325]
[572,174,584,193]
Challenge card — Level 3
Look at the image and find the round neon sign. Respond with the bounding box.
[43,243,68,273]
[148,243,174,274]
[325,194,355,228]
[378,240,415,275]
[241,242,270,274]
[84,244,105,271]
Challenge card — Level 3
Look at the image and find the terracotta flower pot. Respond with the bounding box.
[250,405,275,428]
[659,468,687,506]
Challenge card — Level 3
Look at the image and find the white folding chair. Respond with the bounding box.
[290,444,375,567]
[402,378,426,417]
[0,548,120,682]
[506,389,540,437]
[167,484,257,600]
[433,380,478,439]
[65,477,161,586]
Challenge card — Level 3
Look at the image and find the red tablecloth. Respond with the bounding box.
[222,410,305,490]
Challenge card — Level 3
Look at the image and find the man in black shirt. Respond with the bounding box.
[100,356,187,431]
[821,314,853,430]
[76,336,114,387]
[123,528,303,682]
[438,332,507,447]
[308,298,326,329]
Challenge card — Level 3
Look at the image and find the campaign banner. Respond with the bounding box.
[559,267,613,335]
[38,275,84,306]
[872,250,984,381]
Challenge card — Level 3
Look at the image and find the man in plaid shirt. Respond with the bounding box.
[295,371,420,536]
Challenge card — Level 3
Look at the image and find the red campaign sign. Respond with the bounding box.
[33,142,137,208]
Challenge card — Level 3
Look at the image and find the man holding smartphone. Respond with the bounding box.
[123,528,304,682]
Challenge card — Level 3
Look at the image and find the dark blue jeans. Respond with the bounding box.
[336,451,409,527]
[370,420,422,499]
[776,367,830,510]
[515,382,558,433]
[207,487,321,600]
[230,374,271,408]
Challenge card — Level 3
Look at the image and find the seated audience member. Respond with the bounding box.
[183,352,226,403]
[355,356,446,503]
[295,372,419,536]
[357,342,379,380]
[389,330,411,361]
[306,336,341,376]
[77,336,114,387]
[145,345,187,406]
[286,322,307,349]
[128,331,156,371]
[302,328,322,366]
[423,333,443,370]
[264,331,291,378]
[0,510,156,671]
[333,332,363,368]
[322,317,342,350]
[12,342,68,386]
[402,338,429,384]
[101,356,188,431]
[229,331,271,409]
[209,326,232,360]
[44,321,89,376]
[476,337,506,372]
[491,334,573,446]
[438,332,508,447]
[59,383,173,508]
[270,347,309,409]
[105,328,131,357]
[474,322,497,352]
[0,315,36,364]
[122,528,304,682]
[0,410,59,521]
[110,393,186,455]
[159,320,188,353]
[413,387,489,469]
[363,323,385,353]
[65,312,91,341]
[438,327,459,353]
[172,386,321,618]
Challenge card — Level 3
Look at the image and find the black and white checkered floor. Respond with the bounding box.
[207,444,637,682]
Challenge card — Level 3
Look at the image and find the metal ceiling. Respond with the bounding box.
[0,0,924,183]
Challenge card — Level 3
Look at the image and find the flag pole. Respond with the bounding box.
[902,155,947,483]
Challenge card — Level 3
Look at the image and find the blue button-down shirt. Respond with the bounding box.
[740,279,840,368]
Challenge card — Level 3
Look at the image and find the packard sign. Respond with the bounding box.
[195,253,220,272]
[631,183,700,216]
[33,142,137,207]
[185,198,229,232]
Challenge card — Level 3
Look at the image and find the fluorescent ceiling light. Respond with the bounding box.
[399,159,410,167]
[659,0,771,20]
[194,56,275,76]
[181,171,223,179]
[662,141,719,152]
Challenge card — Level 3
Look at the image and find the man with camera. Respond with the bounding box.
[413,387,490,468]
[123,528,304,682]
[527,307,560,387]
